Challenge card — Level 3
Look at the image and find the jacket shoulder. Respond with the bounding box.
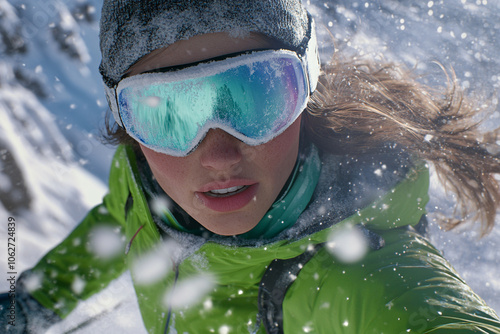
[283,227,500,333]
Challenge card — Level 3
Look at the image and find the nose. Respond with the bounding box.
[198,129,243,171]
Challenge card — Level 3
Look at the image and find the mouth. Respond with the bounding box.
[204,185,250,198]
[196,182,258,213]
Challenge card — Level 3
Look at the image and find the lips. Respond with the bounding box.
[196,180,258,212]
[205,185,249,197]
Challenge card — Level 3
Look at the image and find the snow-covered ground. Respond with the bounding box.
[0,0,499,332]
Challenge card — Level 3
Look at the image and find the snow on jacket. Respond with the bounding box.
[4,144,500,333]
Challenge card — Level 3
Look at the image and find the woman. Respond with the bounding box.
[5,0,500,333]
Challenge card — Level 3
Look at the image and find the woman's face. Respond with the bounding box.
[129,32,302,236]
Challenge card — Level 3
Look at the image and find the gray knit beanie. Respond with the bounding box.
[99,0,318,89]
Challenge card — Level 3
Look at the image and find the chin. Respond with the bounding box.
[201,212,261,236]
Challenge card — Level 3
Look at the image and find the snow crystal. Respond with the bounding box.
[424,134,434,142]
[97,206,109,215]
[319,302,331,309]
[130,240,178,285]
[302,322,314,333]
[163,273,215,310]
[218,325,231,334]
[203,298,213,310]
[485,144,500,155]
[23,272,43,293]
[326,225,368,263]
[143,96,162,108]
[71,276,86,295]
[150,195,173,216]
[72,238,81,247]
[87,225,125,259]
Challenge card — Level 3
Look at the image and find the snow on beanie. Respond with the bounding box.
[99,0,315,88]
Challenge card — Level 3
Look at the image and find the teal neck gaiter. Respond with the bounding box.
[153,144,321,240]
[239,144,321,239]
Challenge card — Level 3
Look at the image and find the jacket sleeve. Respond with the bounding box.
[26,201,128,319]
[283,227,500,333]
[0,201,127,333]
[6,146,135,331]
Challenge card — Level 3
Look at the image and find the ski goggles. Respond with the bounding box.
[107,49,315,156]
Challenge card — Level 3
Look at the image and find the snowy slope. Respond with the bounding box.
[1,0,115,179]
[0,0,109,274]
[0,0,499,332]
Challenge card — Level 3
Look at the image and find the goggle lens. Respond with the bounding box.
[116,50,309,156]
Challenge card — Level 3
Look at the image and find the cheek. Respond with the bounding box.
[139,145,190,193]
[259,117,302,177]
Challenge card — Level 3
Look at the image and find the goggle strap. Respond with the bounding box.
[105,83,123,127]
[303,17,320,93]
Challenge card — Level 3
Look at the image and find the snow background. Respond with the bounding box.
[0,0,499,332]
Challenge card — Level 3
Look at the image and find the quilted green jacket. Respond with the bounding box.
[10,145,500,333]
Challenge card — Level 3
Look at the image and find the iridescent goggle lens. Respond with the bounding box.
[115,50,309,156]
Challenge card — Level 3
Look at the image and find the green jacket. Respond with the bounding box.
[21,145,500,333]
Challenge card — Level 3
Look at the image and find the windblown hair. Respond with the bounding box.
[303,54,500,235]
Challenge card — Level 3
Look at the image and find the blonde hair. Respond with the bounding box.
[303,54,500,235]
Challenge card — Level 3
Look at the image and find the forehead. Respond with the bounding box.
[127,32,277,76]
